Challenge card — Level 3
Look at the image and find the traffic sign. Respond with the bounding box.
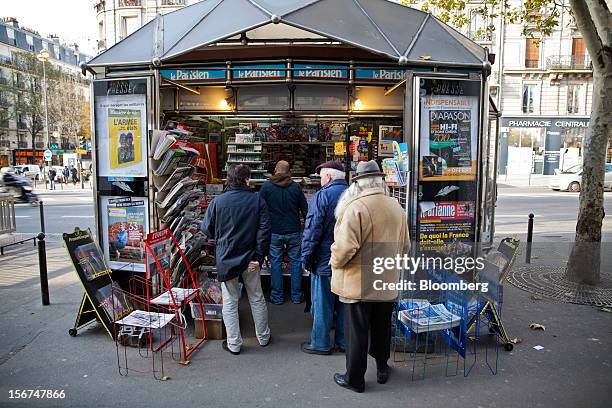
[43,149,53,161]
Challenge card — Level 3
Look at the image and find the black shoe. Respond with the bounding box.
[335,344,345,353]
[260,335,272,347]
[222,340,240,355]
[301,342,332,355]
[333,373,364,393]
[377,363,390,384]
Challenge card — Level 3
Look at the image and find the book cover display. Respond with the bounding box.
[108,108,142,169]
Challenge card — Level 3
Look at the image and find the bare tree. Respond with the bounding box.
[397,0,611,285]
[565,0,611,285]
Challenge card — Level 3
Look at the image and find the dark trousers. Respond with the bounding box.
[344,301,394,388]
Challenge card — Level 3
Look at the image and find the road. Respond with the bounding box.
[10,185,612,242]
[13,189,95,240]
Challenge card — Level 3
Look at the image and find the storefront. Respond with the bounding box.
[84,0,498,273]
[498,116,606,175]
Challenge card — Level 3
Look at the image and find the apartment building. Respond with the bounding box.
[0,18,90,167]
[95,0,195,53]
[498,6,596,175]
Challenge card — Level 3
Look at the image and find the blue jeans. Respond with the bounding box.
[269,232,303,304]
[309,274,345,351]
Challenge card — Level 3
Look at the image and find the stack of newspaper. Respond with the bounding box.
[398,299,462,333]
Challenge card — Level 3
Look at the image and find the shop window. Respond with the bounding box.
[522,84,537,113]
[236,85,289,111]
[507,127,545,174]
[294,85,347,111]
[525,38,539,68]
[567,84,582,114]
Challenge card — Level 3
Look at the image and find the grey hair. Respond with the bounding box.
[335,175,388,219]
[320,168,345,180]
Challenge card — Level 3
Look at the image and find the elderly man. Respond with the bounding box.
[260,160,309,305]
[301,160,348,355]
[330,160,410,393]
[202,164,272,355]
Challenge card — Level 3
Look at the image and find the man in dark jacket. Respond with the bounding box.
[301,160,348,355]
[260,160,308,305]
[202,164,272,355]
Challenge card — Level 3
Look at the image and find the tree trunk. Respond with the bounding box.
[565,60,612,285]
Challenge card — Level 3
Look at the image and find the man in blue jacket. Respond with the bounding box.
[260,160,309,305]
[202,164,272,355]
[301,160,348,355]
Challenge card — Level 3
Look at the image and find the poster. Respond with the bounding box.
[108,108,141,169]
[73,241,109,281]
[95,281,133,321]
[94,93,147,177]
[417,200,476,256]
[378,125,402,157]
[145,229,174,277]
[419,79,479,181]
[100,196,148,272]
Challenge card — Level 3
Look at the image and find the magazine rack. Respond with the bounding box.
[142,228,208,365]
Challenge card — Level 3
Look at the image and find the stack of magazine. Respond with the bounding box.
[398,299,461,333]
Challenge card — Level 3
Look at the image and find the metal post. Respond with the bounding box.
[526,213,534,263]
[37,232,49,305]
[39,200,45,234]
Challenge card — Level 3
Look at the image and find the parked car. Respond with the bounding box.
[549,164,612,192]
[14,164,42,180]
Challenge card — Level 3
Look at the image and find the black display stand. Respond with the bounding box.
[63,228,133,339]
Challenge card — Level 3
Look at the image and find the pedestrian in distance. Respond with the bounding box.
[201,164,272,355]
[70,166,78,185]
[48,167,56,190]
[301,160,348,356]
[63,166,70,184]
[331,160,410,393]
[260,160,309,305]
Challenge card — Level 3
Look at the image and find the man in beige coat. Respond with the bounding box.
[330,160,410,393]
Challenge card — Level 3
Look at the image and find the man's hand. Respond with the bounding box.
[248,261,260,273]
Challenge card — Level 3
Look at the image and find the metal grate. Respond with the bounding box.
[507,266,612,307]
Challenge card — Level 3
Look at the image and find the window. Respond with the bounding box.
[26,35,34,52]
[522,84,537,113]
[525,38,540,68]
[572,38,587,68]
[121,16,139,40]
[6,28,15,46]
[567,84,582,114]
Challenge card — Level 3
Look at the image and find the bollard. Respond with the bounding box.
[39,200,45,234]
[526,213,534,263]
[37,232,49,306]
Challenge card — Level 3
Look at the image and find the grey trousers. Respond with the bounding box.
[221,268,271,352]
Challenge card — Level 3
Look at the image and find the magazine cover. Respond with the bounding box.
[106,197,146,265]
[95,281,133,321]
[108,108,142,169]
[74,242,109,281]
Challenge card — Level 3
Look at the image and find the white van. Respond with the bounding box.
[14,164,42,180]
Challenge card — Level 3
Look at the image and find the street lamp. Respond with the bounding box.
[37,49,50,188]
[36,49,50,149]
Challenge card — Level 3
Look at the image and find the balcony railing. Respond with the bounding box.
[118,0,142,7]
[546,55,592,70]
[0,56,12,66]
[525,59,539,68]
[161,0,186,5]
[0,77,8,86]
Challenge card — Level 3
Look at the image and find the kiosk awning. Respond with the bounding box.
[88,0,486,68]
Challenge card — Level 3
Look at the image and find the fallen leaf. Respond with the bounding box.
[529,323,546,331]
[510,338,523,344]
[161,376,171,381]
[530,294,543,301]
[599,307,612,313]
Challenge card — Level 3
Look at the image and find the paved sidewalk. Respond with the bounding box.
[0,241,610,408]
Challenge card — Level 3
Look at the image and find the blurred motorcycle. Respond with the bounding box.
[0,170,39,205]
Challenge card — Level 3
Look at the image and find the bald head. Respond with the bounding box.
[274,160,290,175]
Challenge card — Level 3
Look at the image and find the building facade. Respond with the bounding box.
[0,18,90,167]
[95,0,195,54]
[498,1,598,175]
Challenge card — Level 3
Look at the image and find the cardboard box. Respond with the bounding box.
[194,318,226,340]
